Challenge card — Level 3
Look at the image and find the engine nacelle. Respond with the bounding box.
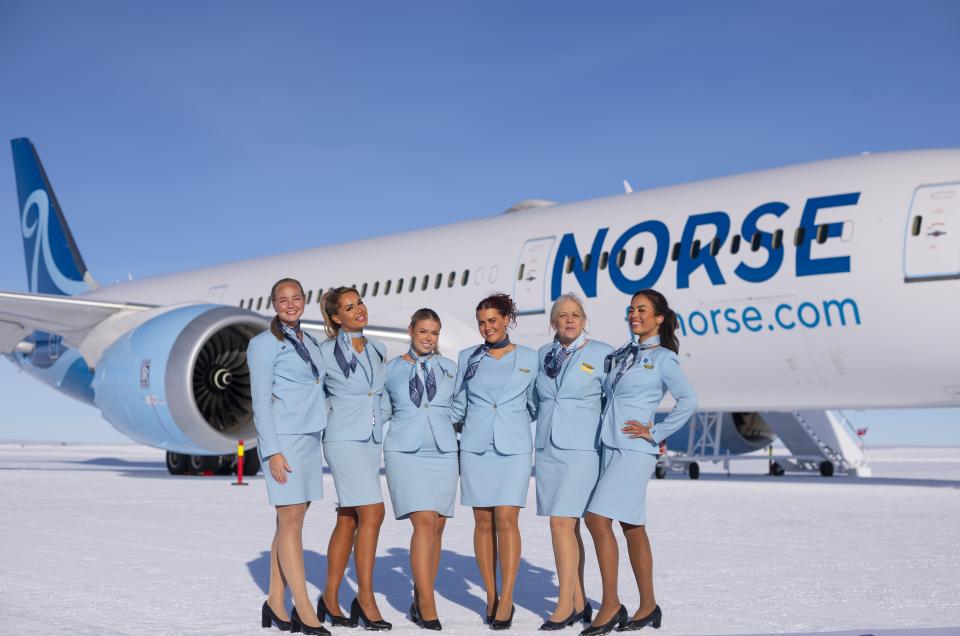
[92,304,268,454]
[663,412,777,455]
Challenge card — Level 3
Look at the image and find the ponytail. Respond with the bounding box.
[267,277,305,341]
[320,286,355,339]
[633,288,680,354]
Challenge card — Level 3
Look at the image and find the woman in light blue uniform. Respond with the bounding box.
[534,293,612,631]
[317,287,392,631]
[247,278,330,635]
[582,289,698,635]
[453,293,538,630]
[382,308,459,631]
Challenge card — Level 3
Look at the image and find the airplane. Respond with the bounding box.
[3,138,958,477]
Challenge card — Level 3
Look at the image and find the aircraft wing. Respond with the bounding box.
[0,290,152,353]
[299,320,410,345]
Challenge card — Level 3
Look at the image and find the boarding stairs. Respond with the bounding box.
[761,410,871,477]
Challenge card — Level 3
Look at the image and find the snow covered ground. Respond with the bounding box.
[0,444,958,636]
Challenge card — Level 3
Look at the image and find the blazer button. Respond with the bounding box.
[367,392,373,396]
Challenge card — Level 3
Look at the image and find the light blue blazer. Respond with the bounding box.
[452,344,539,455]
[319,336,388,443]
[247,329,328,459]
[382,354,459,453]
[534,339,614,451]
[599,336,698,454]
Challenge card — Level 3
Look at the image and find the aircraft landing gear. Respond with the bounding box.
[770,461,785,476]
[688,461,700,480]
[654,463,667,479]
[819,460,835,477]
[165,451,261,476]
[166,451,188,475]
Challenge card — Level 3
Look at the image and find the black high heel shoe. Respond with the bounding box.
[489,604,515,631]
[411,600,442,631]
[539,608,576,631]
[262,601,292,631]
[616,605,661,631]
[290,607,331,635]
[317,596,353,627]
[580,605,627,636]
[485,599,499,625]
[349,597,393,631]
[577,603,594,625]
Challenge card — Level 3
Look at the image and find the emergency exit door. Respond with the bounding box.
[904,183,960,282]
[513,237,555,315]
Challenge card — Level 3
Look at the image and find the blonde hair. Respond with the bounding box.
[319,286,358,338]
[268,278,305,341]
[549,293,588,332]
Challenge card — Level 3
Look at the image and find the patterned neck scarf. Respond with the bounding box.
[333,330,365,378]
[610,334,660,387]
[463,335,511,381]
[279,321,321,382]
[407,347,437,407]
[543,332,586,379]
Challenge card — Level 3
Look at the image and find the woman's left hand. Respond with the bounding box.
[622,420,654,441]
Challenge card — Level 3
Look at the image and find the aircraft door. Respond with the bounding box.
[513,236,555,315]
[904,183,960,282]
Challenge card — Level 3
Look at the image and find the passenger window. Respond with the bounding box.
[816,224,829,244]
[691,240,701,259]
[750,232,761,252]
[616,250,626,268]
[434,273,442,289]
[422,275,429,291]
[710,237,721,256]
[447,271,456,287]
[634,247,644,265]
[730,235,741,254]
[306,290,313,305]
[517,263,525,281]
[409,277,416,292]
[360,283,368,297]
[384,279,392,295]
[911,215,922,237]
[461,270,470,286]
[372,281,379,296]
[793,227,805,246]
[772,229,784,250]
[599,251,609,270]
[248,297,254,309]
[670,243,680,262]
[256,297,263,311]
[565,256,574,274]
[397,278,404,294]
[582,254,593,271]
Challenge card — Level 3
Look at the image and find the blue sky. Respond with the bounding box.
[0,1,958,445]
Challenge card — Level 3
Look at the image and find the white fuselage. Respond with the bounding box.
[80,150,960,412]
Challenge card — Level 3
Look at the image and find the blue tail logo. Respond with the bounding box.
[11,138,93,296]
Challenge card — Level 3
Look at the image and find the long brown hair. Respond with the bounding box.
[320,286,358,339]
[633,288,680,354]
[268,278,305,341]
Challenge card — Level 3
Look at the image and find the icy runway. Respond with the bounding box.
[0,444,958,636]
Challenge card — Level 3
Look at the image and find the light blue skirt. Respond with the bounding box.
[535,441,600,518]
[384,426,458,519]
[460,441,531,508]
[323,435,384,507]
[260,432,324,506]
[585,445,657,526]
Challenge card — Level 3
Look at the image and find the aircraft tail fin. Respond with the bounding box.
[11,138,97,295]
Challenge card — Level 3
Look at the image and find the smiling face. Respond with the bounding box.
[552,298,586,345]
[476,308,509,344]
[332,290,368,332]
[627,293,663,342]
[409,319,441,356]
[273,282,305,326]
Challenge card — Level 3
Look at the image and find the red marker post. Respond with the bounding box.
[232,439,248,486]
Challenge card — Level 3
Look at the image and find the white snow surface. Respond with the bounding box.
[0,444,958,636]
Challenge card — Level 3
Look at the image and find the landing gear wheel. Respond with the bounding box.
[188,454,219,475]
[688,462,700,480]
[166,452,188,475]
[655,464,667,479]
[770,461,785,476]
[819,460,835,477]
[214,455,234,476]
[242,451,261,476]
